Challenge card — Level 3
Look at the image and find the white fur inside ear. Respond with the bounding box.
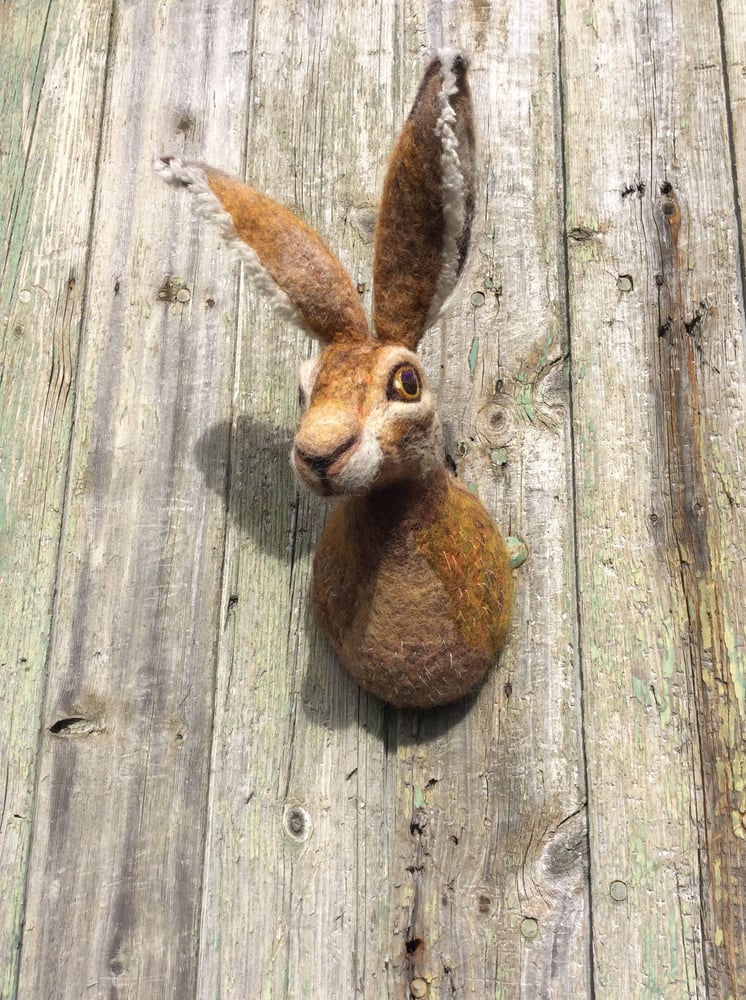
[423,53,470,330]
[435,48,462,96]
[155,157,319,339]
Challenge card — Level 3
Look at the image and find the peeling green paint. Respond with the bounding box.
[659,622,675,680]
[506,537,528,569]
[731,811,745,840]
[632,675,651,707]
[515,375,536,423]
[656,684,672,727]
[724,610,745,722]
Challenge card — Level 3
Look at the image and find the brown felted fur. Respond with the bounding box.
[206,171,369,344]
[373,54,476,349]
[312,467,512,707]
[158,51,514,708]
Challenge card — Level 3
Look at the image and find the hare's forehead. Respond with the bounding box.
[298,343,422,399]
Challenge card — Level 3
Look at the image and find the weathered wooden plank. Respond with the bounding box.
[562,0,746,995]
[11,0,743,996]
[0,2,112,995]
[387,5,588,998]
[14,2,251,996]
[194,8,402,997]
[721,0,745,252]
[196,2,587,998]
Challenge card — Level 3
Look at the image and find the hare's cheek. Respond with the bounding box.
[380,406,441,467]
[377,420,418,460]
[381,403,436,442]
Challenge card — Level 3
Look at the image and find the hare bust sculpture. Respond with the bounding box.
[158,51,514,708]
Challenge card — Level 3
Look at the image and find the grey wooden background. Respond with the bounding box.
[1,0,745,997]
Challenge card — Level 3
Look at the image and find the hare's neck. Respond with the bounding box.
[350,464,451,531]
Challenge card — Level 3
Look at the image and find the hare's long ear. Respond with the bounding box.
[373,51,476,350]
[156,158,369,344]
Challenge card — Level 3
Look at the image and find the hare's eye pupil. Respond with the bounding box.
[399,368,419,397]
[388,365,420,402]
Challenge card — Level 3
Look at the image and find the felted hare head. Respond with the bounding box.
[158,51,514,707]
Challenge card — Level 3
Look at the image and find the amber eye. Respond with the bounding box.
[389,365,421,402]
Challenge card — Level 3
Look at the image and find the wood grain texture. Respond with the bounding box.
[2,0,744,998]
[15,1,250,996]
[562,0,746,995]
[0,2,112,994]
[196,1,586,997]
[721,0,745,265]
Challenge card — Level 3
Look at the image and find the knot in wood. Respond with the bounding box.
[283,804,312,843]
[477,398,517,448]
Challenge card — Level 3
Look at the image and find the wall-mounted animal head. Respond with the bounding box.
[158,51,515,708]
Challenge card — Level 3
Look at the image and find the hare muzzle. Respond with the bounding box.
[292,404,381,496]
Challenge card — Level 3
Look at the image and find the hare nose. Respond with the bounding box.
[295,435,357,476]
[294,406,359,474]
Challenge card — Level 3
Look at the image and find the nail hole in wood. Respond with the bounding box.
[49,717,99,736]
